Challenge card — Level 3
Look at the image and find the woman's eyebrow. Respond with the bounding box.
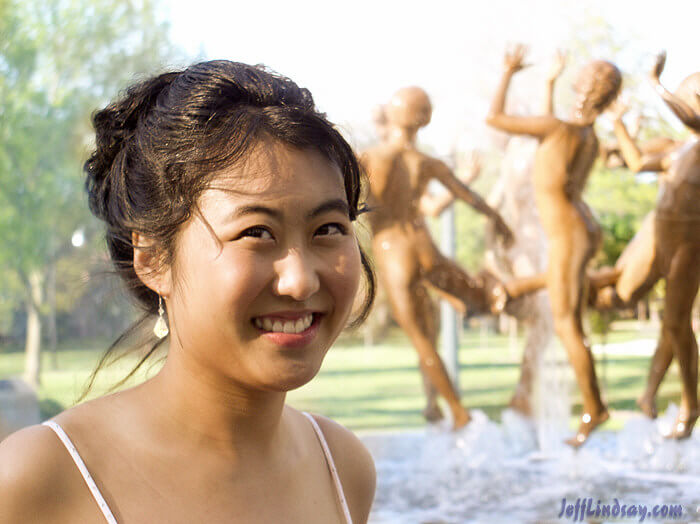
[226,199,349,222]
[307,199,350,219]
[227,205,283,221]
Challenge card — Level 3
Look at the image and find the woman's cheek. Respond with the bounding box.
[218,251,270,311]
[332,241,363,321]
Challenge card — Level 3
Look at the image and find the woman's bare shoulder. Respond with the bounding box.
[0,423,74,522]
[0,396,123,523]
[305,413,376,524]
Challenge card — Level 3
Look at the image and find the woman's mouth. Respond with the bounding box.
[251,312,323,348]
[253,313,314,333]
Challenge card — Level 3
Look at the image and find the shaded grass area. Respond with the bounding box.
[0,323,688,431]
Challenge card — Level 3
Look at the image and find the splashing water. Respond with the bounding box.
[362,405,700,523]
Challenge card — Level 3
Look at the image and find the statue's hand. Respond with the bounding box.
[493,215,514,247]
[504,44,529,74]
[649,51,666,84]
[547,49,567,82]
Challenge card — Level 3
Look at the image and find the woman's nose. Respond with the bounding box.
[272,248,320,301]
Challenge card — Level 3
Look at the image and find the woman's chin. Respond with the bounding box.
[258,362,322,393]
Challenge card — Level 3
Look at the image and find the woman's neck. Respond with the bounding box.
[138,353,288,459]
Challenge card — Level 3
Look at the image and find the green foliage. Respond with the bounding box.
[1,0,180,272]
[0,0,184,352]
[454,197,489,272]
[585,163,657,267]
[589,309,613,336]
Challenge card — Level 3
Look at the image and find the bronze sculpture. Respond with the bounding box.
[599,53,700,438]
[362,87,513,429]
[486,45,622,446]
[486,51,568,416]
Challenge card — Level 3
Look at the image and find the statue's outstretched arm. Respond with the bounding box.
[419,152,482,217]
[486,44,560,139]
[430,159,513,244]
[609,101,671,173]
[543,49,566,116]
[650,52,700,132]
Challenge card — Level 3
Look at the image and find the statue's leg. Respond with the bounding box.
[637,341,672,419]
[504,273,547,300]
[422,254,494,314]
[587,267,621,309]
[415,285,444,422]
[594,213,659,310]
[636,265,670,419]
[588,266,622,290]
[662,245,700,439]
[383,273,470,429]
[548,233,608,447]
[598,224,665,416]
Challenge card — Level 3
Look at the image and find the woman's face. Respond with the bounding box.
[165,139,361,392]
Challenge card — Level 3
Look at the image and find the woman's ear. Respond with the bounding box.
[132,231,172,297]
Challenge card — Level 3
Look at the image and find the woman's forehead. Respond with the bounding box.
[211,141,344,191]
[200,141,347,214]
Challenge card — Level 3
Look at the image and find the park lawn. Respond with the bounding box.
[0,324,686,433]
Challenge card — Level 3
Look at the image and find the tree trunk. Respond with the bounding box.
[47,261,58,370]
[24,270,44,389]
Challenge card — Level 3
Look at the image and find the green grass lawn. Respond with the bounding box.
[0,322,690,433]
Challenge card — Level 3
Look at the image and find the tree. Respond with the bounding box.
[0,0,183,387]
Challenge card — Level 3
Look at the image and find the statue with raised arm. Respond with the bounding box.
[432,51,568,416]
[486,45,622,446]
[601,53,700,438]
[362,87,514,429]
[487,50,567,416]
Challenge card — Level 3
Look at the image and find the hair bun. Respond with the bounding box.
[84,72,179,221]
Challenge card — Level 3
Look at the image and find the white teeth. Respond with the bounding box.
[254,314,314,334]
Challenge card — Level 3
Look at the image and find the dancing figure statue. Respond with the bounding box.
[362,87,513,429]
[598,53,700,438]
[483,51,572,416]
[486,45,622,446]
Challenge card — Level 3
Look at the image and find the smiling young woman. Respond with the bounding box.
[0,61,376,524]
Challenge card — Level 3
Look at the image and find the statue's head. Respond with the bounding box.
[674,72,700,115]
[573,60,622,118]
[385,87,432,130]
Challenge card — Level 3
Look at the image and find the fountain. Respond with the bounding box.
[357,49,700,522]
[362,393,700,522]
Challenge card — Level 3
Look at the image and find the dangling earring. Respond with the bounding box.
[153,295,169,339]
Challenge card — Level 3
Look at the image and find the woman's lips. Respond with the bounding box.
[252,312,323,348]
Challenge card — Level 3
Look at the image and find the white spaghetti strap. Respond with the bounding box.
[302,412,353,524]
[42,421,118,524]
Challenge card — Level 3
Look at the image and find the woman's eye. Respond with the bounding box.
[316,223,347,237]
[237,226,273,240]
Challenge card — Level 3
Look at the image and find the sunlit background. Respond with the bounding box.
[2,0,698,421]
[167,0,699,151]
[2,0,700,521]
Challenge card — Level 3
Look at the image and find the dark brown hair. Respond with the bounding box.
[81,60,375,397]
